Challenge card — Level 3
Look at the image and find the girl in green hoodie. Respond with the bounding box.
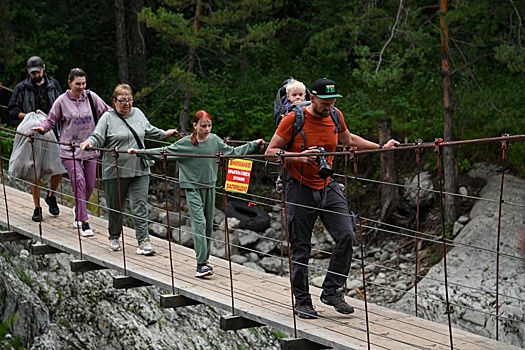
[128,110,264,277]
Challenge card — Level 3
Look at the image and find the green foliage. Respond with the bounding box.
[17,268,33,287]
[427,247,442,265]
[494,45,525,73]
[0,313,25,350]
[508,143,525,177]
[445,221,454,240]
[458,158,471,172]
[1,0,525,172]
[1,130,15,159]
[139,0,284,133]
[271,329,287,339]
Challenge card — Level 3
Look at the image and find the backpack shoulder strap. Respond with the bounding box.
[274,89,284,127]
[285,106,306,151]
[86,89,98,125]
[330,107,342,133]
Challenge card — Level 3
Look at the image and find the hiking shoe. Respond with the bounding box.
[109,239,121,251]
[136,239,155,255]
[320,292,354,314]
[44,194,59,216]
[72,207,82,228]
[195,264,213,278]
[203,262,214,273]
[81,222,94,237]
[32,207,43,222]
[294,303,318,319]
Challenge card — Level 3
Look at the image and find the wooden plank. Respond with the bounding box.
[113,275,151,289]
[0,230,30,242]
[31,243,62,255]
[280,337,332,350]
[220,315,265,331]
[70,259,108,273]
[160,294,202,308]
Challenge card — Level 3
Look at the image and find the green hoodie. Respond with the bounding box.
[142,133,259,189]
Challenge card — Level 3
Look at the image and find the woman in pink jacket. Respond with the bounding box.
[33,68,110,236]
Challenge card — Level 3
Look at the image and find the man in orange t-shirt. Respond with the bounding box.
[266,78,398,319]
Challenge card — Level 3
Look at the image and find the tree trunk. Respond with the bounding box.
[114,0,129,84]
[240,20,248,74]
[180,0,202,134]
[439,0,458,222]
[0,0,16,68]
[130,0,148,91]
[378,117,399,222]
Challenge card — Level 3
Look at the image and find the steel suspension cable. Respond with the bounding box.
[0,133,11,230]
[414,139,424,317]
[350,146,372,350]
[495,135,509,340]
[161,151,177,293]
[113,148,128,274]
[434,138,454,350]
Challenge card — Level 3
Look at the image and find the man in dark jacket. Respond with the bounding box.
[8,56,63,222]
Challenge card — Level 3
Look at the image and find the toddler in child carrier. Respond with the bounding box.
[272,78,309,193]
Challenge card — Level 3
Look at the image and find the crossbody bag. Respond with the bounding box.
[114,111,155,168]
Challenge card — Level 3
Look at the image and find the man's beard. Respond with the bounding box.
[313,106,330,117]
[31,76,44,85]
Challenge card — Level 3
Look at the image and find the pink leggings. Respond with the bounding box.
[61,158,98,222]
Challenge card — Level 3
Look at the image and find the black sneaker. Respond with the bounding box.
[44,194,59,216]
[294,303,318,319]
[320,292,354,314]
[195,264,213,278]
[32,207,43,222]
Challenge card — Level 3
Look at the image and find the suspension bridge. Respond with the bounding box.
[0,125,523,350]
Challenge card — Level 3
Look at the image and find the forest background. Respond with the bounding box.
[1,0,525,188]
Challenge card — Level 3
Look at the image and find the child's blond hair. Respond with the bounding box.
[285,79,306,96]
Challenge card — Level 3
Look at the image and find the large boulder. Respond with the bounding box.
[393,173,525,348]
[403,171,435,208]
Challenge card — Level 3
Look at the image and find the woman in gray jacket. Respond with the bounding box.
[80,84,178,255]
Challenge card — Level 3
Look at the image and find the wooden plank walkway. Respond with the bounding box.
[0,184,520,350]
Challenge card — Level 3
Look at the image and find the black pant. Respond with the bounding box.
[286,180,355,305]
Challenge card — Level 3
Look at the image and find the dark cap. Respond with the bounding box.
[27,56,44,73]
[311,78,343,99]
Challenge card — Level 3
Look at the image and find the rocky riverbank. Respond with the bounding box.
[393,166,525,348]
[0,242,281,349]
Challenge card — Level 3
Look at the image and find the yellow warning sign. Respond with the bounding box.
[225,159,253,194]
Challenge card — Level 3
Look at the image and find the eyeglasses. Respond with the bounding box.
[115,98,133,104]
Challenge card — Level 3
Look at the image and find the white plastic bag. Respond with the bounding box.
[8,111,66,182]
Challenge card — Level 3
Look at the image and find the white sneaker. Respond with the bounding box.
[109,239,121,251]
[72,207,82,228]
[80,222,94,237]
[136,238,155,255]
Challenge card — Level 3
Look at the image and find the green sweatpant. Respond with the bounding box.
[104,175,150,244]
[185,187,215,265]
